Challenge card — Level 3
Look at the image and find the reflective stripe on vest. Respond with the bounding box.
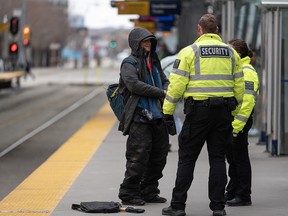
[235,114,248,122]
[165,94,181,104]
[245,89,257,96]
[171,68,190,78]
[186,86,233,93]
[185,44,236,94]
[243,65,256,71]
[191,44,235,78]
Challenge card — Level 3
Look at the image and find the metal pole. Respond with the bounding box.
[266,11,273,141]
[17,0,26,68]
[2,2,8,60]
[273,9,281,155]
[227,0,234,41]
[221,3,226,42]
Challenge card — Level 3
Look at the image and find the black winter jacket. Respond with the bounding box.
[118,27,169,135]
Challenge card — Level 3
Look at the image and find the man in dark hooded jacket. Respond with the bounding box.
[118,27,170,206]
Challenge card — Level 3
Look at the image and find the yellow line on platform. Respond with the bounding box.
[0,71,25,80]
[0,103,117,215]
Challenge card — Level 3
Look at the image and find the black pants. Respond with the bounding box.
[171,105,233,211]
[226,117,253,201]
[119,119,169,201]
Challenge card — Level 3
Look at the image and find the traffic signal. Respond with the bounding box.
[9,17,19,35]
[23,26,31,46]
[9,42,19,55]
[110,40,117,48]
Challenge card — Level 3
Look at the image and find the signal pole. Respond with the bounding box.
[17,0,26,68]
[1,1,9,61]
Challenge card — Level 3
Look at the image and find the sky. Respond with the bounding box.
[68,0,138,29]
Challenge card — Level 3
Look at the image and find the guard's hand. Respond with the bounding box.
[163,114,177,136]
[233,133,238,137]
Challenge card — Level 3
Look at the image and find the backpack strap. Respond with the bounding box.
[121,55,139,71]
[121,55,147,82]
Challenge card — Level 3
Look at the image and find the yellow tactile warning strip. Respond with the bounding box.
[0,103,117,215]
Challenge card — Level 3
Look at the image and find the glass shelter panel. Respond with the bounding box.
[281,10,288,154]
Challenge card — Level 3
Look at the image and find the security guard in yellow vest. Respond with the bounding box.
[225,39,259,207]
[162,14,244,216]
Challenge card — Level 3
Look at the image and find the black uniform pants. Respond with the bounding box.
[171,105,233,211]
[119,118,169,201]
[226,117,253,201]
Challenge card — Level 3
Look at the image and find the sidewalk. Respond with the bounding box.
[51,122,288,216]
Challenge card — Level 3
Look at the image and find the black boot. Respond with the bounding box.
[212,209,226,216]
[162,206,186,216]
[226,197,252,206]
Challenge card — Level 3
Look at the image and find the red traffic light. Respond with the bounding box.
[23,38,29,46]
[9,42,19,53]
[12,18,18,25]
[9,17,19,35]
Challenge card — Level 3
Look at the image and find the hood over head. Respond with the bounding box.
[128,27,157,57]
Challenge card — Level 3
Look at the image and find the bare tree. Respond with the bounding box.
[26,0,71,50]
[0,0,71,66]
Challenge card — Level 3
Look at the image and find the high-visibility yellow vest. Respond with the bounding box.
[163,33,244,115]
[232,56,259,133]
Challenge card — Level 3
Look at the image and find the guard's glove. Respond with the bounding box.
[163,114,177,136]
[233,130,244,138]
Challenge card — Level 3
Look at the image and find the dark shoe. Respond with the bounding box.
[224,193,234,202]
[226,197,252,206]
[162,206,186,216]
[145,195,167,203]
[212,209,226,216]
[122,198,145,206]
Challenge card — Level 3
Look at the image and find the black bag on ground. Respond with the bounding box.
[106,83,125,121]
[71,201,121,213]
[71,201,145,214]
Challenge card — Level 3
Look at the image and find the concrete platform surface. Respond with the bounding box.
[52,123,288,216]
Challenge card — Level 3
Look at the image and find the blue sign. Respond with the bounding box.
[150,0,181,16]
[157,20,174,27]
[157,15,175,22]
[158,25,173,31]
[157,20,175,31]
[139,15,175,22]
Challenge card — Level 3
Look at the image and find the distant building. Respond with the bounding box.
[46,0,68,8]
[69,15,85,28]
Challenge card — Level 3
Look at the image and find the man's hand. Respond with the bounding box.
[163,114,177,135]
[163,90,167,96]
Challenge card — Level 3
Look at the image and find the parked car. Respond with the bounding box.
[160,54,183,135]
[160,54,177,79]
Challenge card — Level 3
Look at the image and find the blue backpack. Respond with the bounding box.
[106,56,138,121]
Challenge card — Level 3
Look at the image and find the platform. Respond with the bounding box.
[0,102,287,216]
